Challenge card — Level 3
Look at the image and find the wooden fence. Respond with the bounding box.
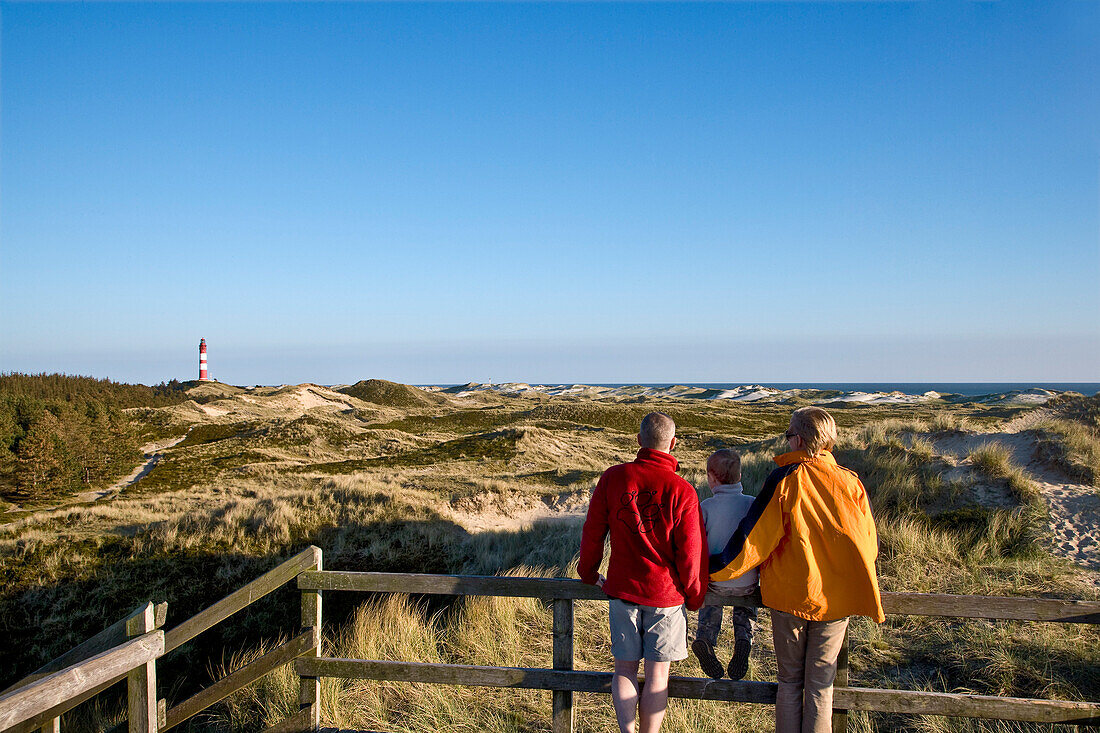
[295,569,1100,732]
[2,544,1098,733]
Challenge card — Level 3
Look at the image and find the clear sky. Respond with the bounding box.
[2,2,1098,386]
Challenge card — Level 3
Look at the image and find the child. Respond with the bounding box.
[692,448,758,680]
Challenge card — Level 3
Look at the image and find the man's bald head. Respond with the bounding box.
[639,412,676,452]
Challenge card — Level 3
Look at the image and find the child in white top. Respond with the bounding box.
[692,449,759,680]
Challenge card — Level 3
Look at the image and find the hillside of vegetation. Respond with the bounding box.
[338,378,451,408]
[0,374,194,505]
[0,380,1097,732]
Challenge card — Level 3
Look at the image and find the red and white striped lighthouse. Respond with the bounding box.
[199,339,210,381]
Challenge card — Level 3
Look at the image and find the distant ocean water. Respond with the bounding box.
[592,383,1100,397]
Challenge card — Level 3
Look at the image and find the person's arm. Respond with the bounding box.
[854,473,887,623]
[578,475,609,585]
[673,488,707,611]
[857,477,879,558]
[709,464,795,582]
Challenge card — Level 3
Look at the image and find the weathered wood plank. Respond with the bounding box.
[298,571,1100,623]
[879,592,1100,623]
[37,717,60,733]
[297,571,606,601]
[6,676,124,733]
[551,599,574,733]
[126,606,157,733]
[833,687,1100,725]
[2,602,168,696]
[299,552,322,732]
[162,628,319,731]
[164,546,321,654]
[294,658,1100,723]
[260,708,313,733]
[0,632,163,731]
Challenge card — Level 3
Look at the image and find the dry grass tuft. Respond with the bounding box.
[1033,419,1100,489]
[967,444,1043,507]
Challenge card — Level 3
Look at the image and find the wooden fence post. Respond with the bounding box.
[300,551,323,731]
[38,717,60,733]
[552,599,574,733]
[126,605,158,733]
[832,627,850,733]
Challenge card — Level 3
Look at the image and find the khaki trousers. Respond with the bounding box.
[771,610,849,733]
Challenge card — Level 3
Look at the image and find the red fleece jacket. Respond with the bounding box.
[579,448,707,610]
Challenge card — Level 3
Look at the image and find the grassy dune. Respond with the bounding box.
[1,382,1098,732]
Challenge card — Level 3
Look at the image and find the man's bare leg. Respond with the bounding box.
[639,659,672,733]
[612,659,641,733]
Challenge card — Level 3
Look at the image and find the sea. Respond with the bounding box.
[591,383,1100,397]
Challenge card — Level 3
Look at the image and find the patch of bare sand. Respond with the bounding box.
[199,403,230,417]
[1000,407,1055,433]
[172,385,370,424]
[294,386,357,411]
[923,417,1100,583]
[445,489,590,534]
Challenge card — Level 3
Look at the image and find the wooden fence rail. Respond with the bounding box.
[0,631,163,733]
[296,570,1100,624]
[157,546,323,733]
[2,604,168,733]
[162,628,319,732]
[1,604,169,699]
[293,658,1100,725]
[297,568,1100,732]
[164,546,321,655]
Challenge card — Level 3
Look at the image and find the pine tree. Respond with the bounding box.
[15,422,64,498]
[60,409,95,485]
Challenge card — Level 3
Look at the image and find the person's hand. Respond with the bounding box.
[596,574,606,589]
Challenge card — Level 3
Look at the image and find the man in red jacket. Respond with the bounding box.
[579,412,707,733]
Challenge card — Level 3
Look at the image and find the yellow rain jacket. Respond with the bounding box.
[709,450,885,623]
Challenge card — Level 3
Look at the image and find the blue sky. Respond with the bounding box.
[2,2,1098,385]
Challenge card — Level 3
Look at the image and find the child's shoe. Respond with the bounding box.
[691,639,724,680]
[726,638,751,681]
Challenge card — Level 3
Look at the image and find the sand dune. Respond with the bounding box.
[428,382,1066,406]
[921,423,1099,583]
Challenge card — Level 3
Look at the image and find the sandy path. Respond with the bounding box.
[72,432,191,504]
[927,422,1100,582]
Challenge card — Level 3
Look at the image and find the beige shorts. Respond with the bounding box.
[609,598,688,662]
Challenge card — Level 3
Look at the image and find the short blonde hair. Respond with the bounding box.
[708,449,742,484]
[639,412,676,449]
[788,407,837,455]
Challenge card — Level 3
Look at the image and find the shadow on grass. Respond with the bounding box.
[0,514,582,701]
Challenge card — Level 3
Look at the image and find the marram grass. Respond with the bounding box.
[4,396,1099,732]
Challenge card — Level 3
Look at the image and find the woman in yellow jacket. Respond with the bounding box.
[710,407,884,733]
